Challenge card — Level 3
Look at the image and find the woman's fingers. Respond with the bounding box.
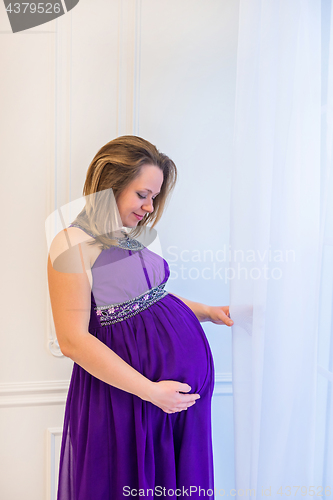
[163,398,198,414]
[171,400,197,413]
[150,380,201,414]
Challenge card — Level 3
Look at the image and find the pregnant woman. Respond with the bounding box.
[47,135,233,499]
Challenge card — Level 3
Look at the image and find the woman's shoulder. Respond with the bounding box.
[49,226,102,270]
[49,226,94,252]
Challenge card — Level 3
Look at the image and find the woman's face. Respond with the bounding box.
[116,164,164,228]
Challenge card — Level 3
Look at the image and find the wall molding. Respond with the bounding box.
[0,372,232,408]
[46,427,63,500]
[214,372,233,395]
[0,380,70,408]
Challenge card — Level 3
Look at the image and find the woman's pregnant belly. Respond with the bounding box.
[95,293,215,398]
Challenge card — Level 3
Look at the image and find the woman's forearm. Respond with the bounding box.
[63,333,154,401]
[169,293,210,322]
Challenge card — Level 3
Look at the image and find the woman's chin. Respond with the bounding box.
[124,221,138,229]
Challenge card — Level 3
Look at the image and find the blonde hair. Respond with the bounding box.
[71,135,178,249]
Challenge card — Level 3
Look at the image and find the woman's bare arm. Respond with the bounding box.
[168,293,210,322]
[47,244,154,400]
[169,293,234,326]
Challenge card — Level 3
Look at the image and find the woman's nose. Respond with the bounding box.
[142,199,154,213]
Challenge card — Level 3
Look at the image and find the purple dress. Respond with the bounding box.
[57,224,215,499]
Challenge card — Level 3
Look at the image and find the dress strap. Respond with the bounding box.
[138,252,152,289]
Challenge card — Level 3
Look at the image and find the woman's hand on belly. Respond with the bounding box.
[143,380,201,414]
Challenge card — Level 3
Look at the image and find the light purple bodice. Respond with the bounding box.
[68,223,170,313]
[91,244,169,307]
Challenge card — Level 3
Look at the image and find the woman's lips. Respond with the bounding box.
[133,212,144,220]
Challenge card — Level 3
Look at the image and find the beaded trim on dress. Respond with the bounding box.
[68,223,145,251]
[95,282,169,326]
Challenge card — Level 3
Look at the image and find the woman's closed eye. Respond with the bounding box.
[137,193,157,200]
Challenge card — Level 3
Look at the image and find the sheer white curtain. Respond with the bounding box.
[229,0,333,497]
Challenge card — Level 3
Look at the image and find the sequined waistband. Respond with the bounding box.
[94,283,168,326]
